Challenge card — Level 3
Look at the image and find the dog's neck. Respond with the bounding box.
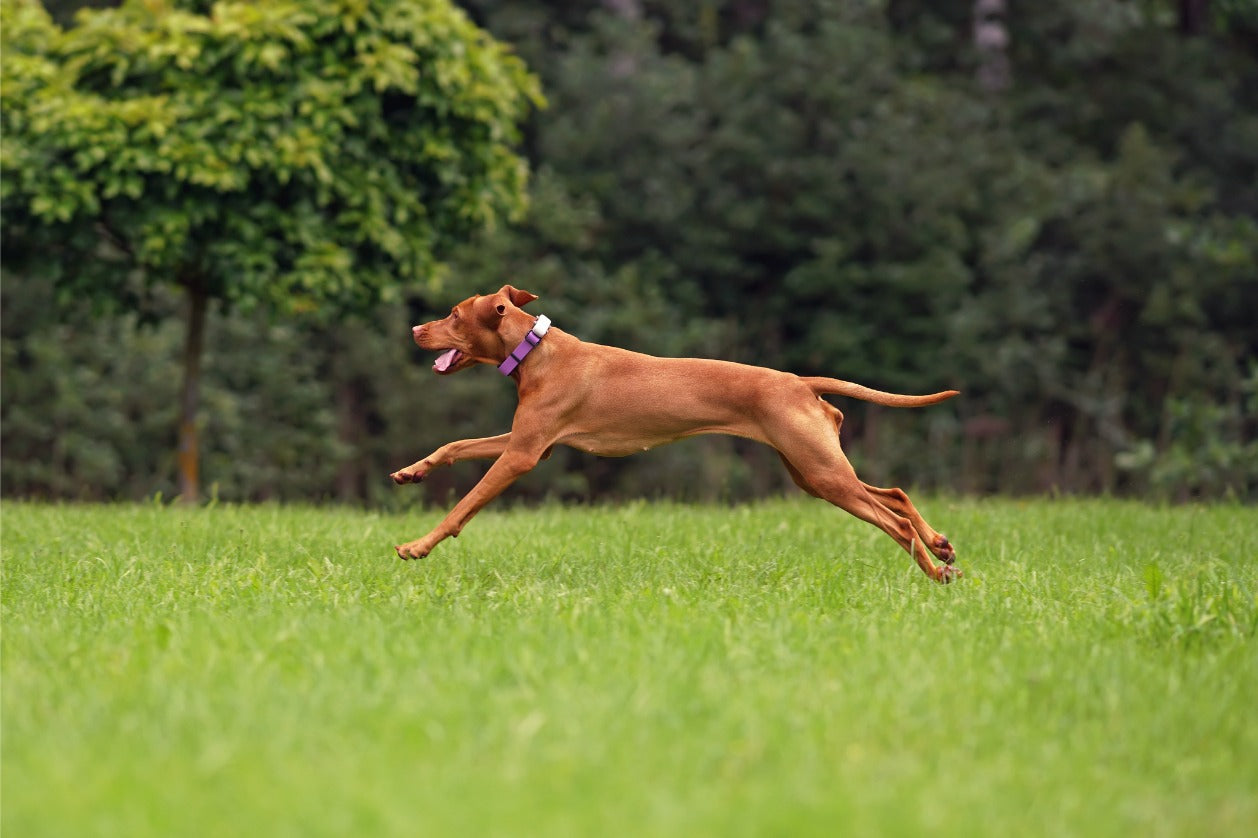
[498,314,553,377]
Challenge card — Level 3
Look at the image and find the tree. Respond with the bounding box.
[0,0,541,502]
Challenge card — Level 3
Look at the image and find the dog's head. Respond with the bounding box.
[412,285,539,375]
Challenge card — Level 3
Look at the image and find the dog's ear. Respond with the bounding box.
[474,294,508,325]
[480,286,538,325]
[498,285,539,308]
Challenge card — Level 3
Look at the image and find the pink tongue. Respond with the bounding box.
[433,349,460,372]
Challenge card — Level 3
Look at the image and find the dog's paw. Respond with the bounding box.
[395,540,431,560]
[935,564,962,584]
[390,467,427,485]
[934,535,956,565]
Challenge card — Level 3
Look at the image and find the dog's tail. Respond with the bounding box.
[802,377,959,408]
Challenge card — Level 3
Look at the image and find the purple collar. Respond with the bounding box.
[498,315,552,376]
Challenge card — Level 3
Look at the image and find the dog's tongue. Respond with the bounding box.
[433,349,460,372]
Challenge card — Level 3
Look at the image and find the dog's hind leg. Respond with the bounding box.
[769,400,956,571]
[767,399,958,582]
[799,459,956,582]
[775,448,957,582]
[778,453,821,499]
[861,484,956,565]
[783,459,956,566]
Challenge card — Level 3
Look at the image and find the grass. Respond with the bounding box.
[2,497,1256,837]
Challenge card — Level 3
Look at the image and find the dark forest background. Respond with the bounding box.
[3,0,1257,504]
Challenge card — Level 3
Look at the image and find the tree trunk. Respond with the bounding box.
[178,279,208,504]
[335,376,364,503]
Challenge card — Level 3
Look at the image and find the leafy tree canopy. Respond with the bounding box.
[0,0,544,314]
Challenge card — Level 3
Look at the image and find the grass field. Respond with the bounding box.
[3,497,1255,837]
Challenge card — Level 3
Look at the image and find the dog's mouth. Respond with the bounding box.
[432,348,464,374]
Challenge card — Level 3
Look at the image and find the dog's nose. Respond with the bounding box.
[412,324,423,338]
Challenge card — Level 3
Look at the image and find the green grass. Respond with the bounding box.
[3,498,1256,837]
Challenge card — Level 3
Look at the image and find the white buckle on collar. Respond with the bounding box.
[532,314,551,337]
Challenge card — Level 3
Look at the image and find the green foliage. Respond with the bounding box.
[510,3,993,400]
[0,274,342,501]
[3,0,1256,502]
[459,0,1258,497]
[0,0,542,312]
[1,0,542,503]
[1118,365,1258,500]
[0,302,182,499]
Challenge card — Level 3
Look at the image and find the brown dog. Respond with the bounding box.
[392,285,961,582]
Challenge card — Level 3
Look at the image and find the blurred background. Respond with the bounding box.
[2,0,1256,505]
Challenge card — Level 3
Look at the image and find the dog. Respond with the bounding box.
[392,286,961,582]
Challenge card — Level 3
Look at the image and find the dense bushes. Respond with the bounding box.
[3,0,1256,502]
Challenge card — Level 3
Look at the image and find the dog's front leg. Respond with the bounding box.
[395,445,545,560]
[390,433,513,484]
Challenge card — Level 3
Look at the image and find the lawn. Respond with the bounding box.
[2,498,1255,837]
